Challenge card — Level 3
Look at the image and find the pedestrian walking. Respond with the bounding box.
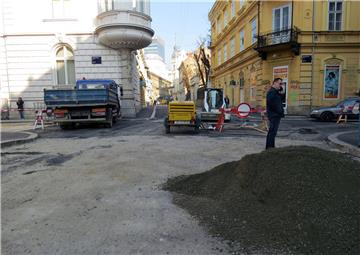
[16,97,25,119]
[224,95,230,108]
[265,78,285,149]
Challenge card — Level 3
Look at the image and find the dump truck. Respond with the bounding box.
[164,101,200,134]
[44,79,122,129]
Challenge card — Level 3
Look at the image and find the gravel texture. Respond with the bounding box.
[164,146,360,255]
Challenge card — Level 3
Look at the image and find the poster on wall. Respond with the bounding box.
[273,66,288,109]
[324,65,340,99]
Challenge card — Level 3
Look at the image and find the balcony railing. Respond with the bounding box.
[255,27,300,60]
[256,27,299,48]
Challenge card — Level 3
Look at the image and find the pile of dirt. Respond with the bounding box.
[164,146,360,255]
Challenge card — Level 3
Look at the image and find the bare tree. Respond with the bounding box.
[194,37,211,89]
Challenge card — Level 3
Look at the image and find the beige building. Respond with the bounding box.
[209,0,360,114]
[149,71,171,101]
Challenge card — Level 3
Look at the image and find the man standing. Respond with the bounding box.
[16,97,25,119]
[266,78,285,149]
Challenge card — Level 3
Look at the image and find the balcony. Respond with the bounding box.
[95,0,154,50]
[254,27,300,60]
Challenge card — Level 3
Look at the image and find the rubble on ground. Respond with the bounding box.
[164,146,360,254]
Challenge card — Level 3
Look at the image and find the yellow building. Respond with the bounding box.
[209,0,360,114]
[149,71,172,101]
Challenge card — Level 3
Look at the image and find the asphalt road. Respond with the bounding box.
[1,105,358,255]
[30,105,358,142]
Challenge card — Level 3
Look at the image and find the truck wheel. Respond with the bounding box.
[106,108,113,128]
[166,125,170,134]
[59,123,74,130]
[105,119,113,128]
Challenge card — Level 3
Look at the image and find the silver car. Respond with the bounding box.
[310,97,360,121]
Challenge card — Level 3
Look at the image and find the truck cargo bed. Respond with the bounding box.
[44,89,119,107]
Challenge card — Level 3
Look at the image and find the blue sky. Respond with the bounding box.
[150,0,215,65]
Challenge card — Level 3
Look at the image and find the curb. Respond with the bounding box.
[1,120,34,123]
[327,131,360,157]
[1,131,38,148]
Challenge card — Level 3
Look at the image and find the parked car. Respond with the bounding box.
[310,97,360,121]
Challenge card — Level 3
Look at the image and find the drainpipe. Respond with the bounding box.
[310,0,315,112]
[291,0,294,29]
[257,0,260,36]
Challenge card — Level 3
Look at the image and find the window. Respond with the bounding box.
[218,49,222,65]
[223,43,227,61]
[217,16,221,34]
[52,0,74,18]
[273,5,291,31]
[55,45,75,85]
[250,87,256,101]
[230,37,235,57]
[240,30,245,51]
[231,0,235,17]
[240,0,245,8]
[328,1,342,31]
[224,8,228,27]
[251,18,257,44]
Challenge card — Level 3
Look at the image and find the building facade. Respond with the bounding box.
[144,36,165,61]
[209,0,360,114]
[0,0,154,118]
[169,46,187,100]
[148,71,171,102]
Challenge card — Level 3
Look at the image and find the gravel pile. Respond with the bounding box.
[164,146,360,255]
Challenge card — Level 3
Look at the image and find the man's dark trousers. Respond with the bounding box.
[266,117,281,149]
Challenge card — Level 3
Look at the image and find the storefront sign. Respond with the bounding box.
[324,65,340,99]
[92,56,102,64]
[301,55,312,63]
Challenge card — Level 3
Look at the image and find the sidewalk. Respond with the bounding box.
[1,120,39,147]
[328,130,360,157]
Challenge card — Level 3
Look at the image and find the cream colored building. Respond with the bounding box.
[0,0,154,118]
[209,0,360,114]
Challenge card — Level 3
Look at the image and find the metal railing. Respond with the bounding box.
[256,27,299,48]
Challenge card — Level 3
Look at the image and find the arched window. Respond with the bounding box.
[55,45,75,85]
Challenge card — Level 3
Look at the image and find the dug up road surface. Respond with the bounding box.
[1,107,351,255]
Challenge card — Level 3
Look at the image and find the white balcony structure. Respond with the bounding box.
[96,0,154,117]
[96,0,154,50]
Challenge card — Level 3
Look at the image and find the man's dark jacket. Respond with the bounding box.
[266,87,284,119]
